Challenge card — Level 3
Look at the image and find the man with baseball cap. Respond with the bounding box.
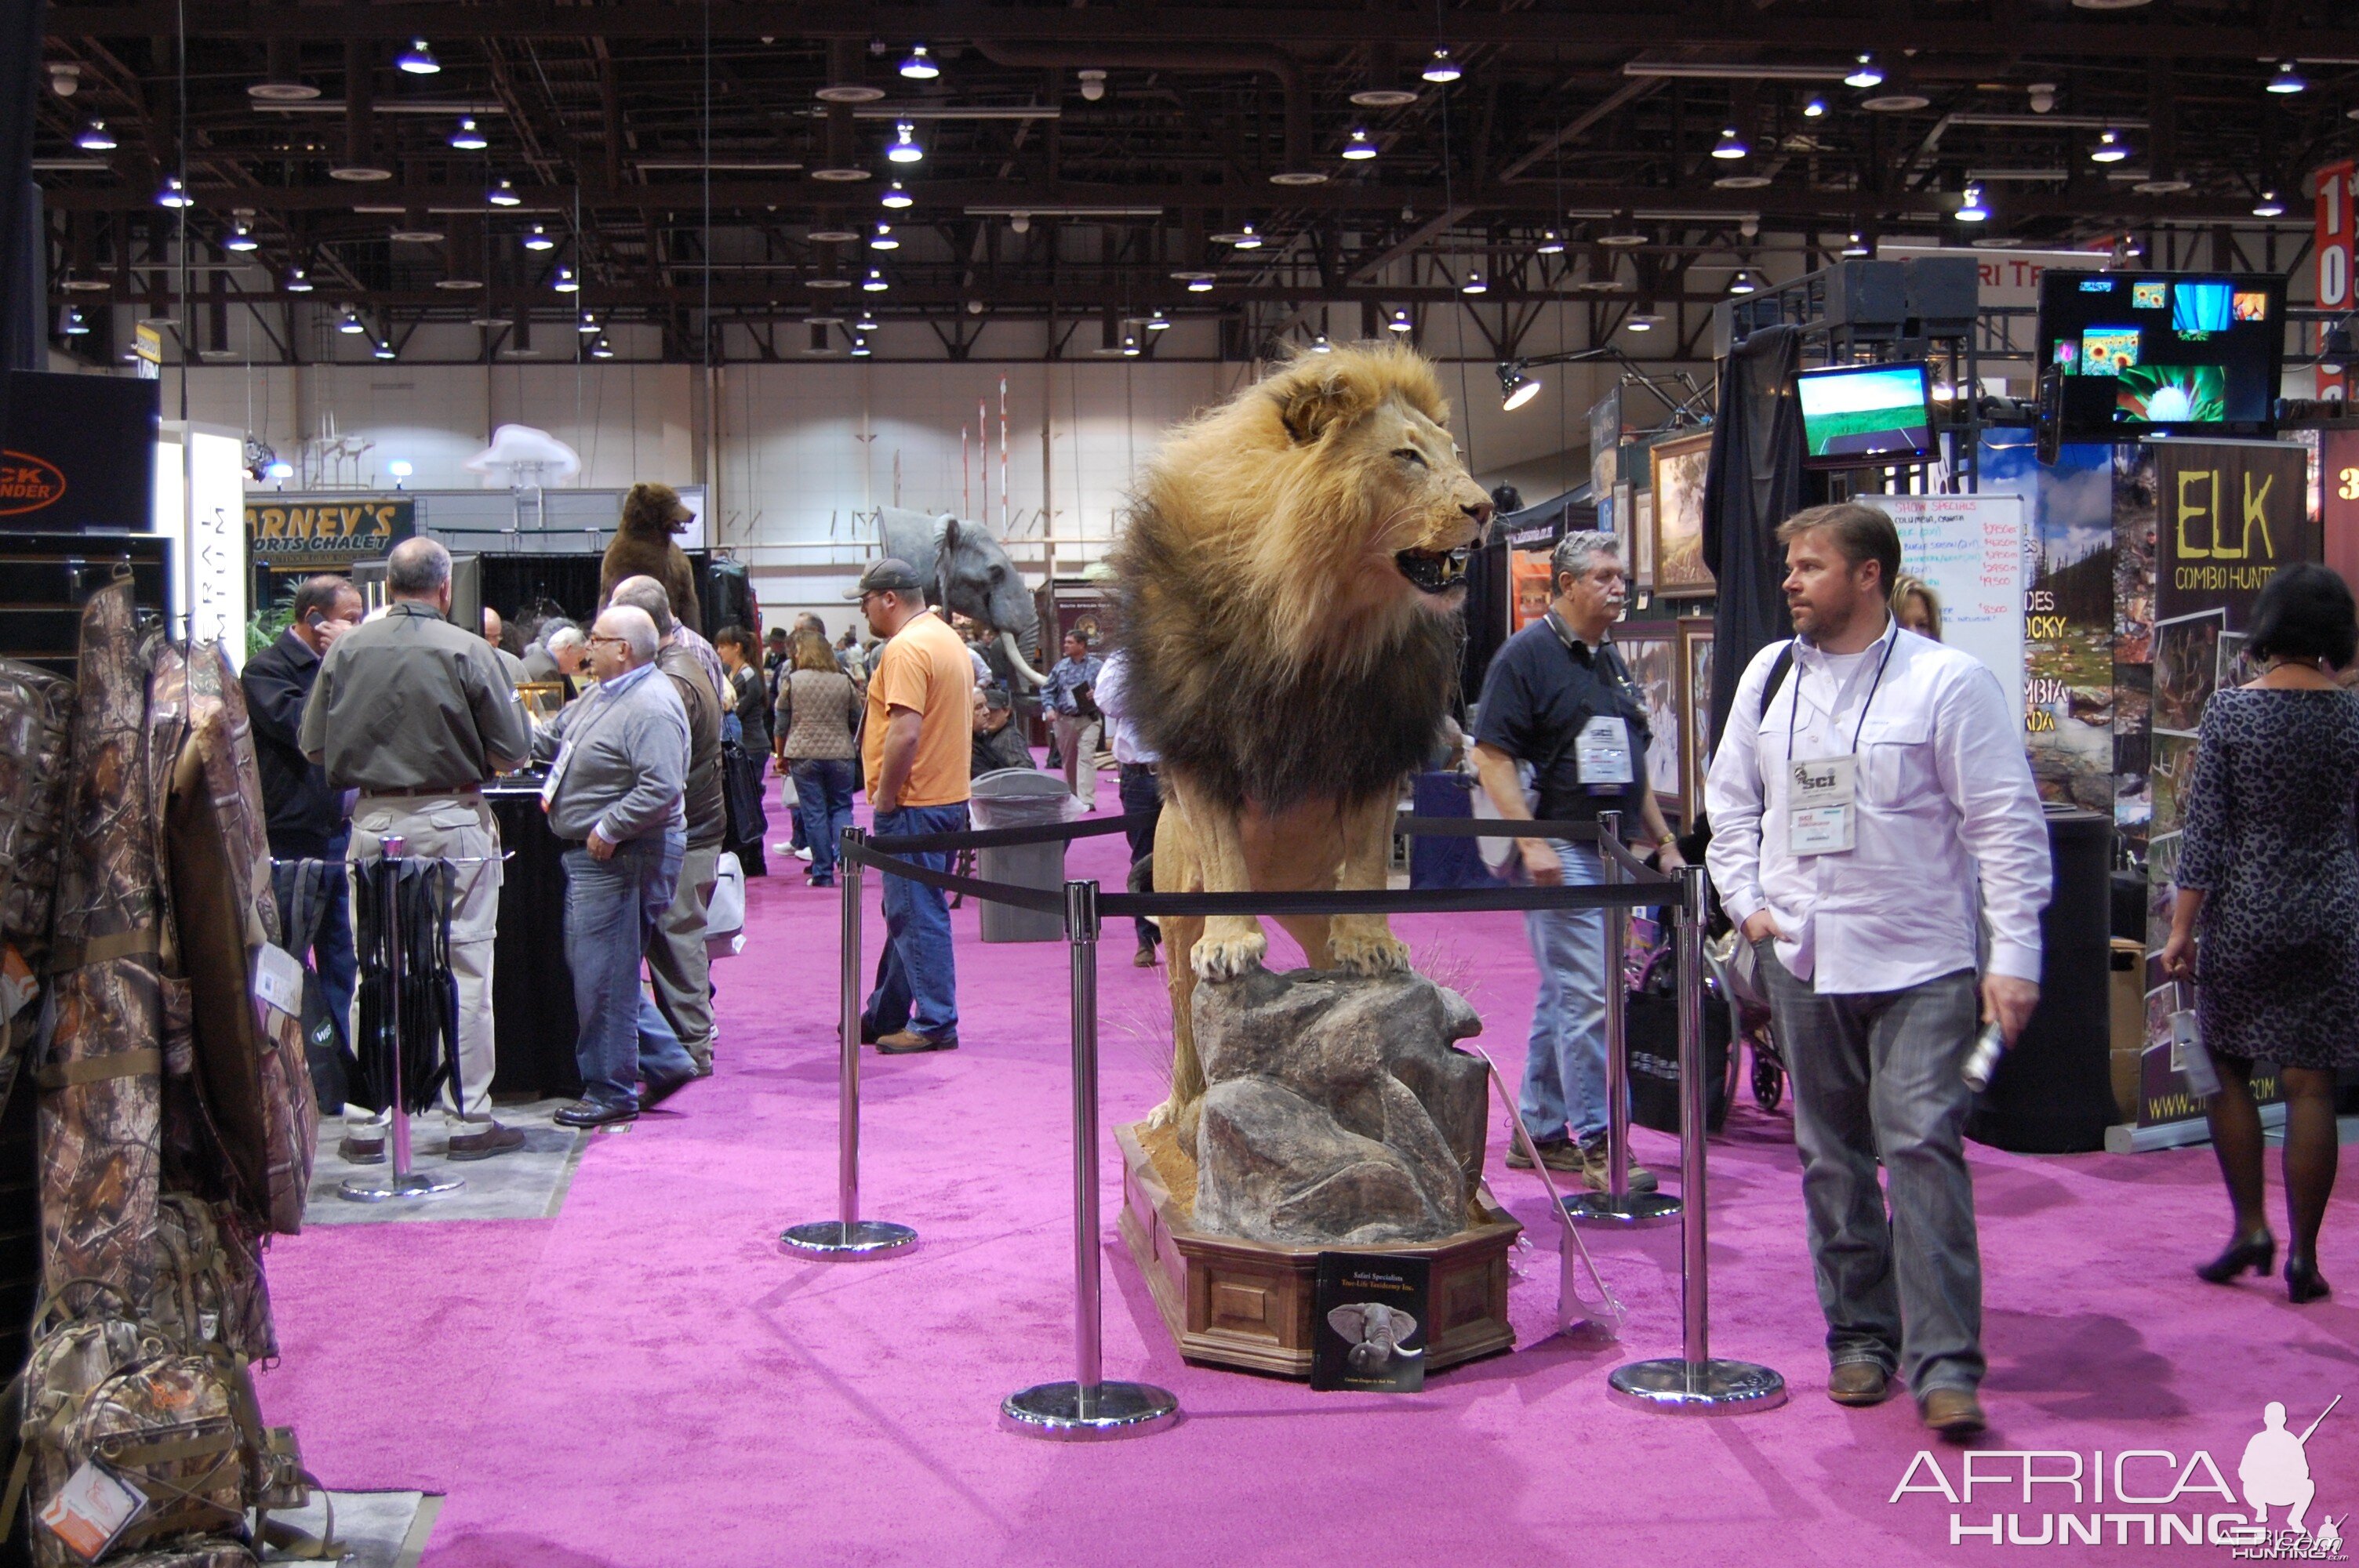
[845,557,975,1052]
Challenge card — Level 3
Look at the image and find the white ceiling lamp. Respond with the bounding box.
[2090,129,2129,164]
[223,218,259,252]
[590,336,615,360]
[577,310,599,334]
[488,176,521,206]
[849,335,872,358]
[1460,268,1487,295]
[1841,230,1870,256]
[1145,309,1170,331]
[1711,126,1748,161]
[522,224,555,252]
[1310,333,1332,353]
[1387,307,1413,333]
[2254,190,2287,217]
[449,117,489,152]
[75,118,114,152]
[886,122,923,164]
[1802,95,1827,119]
[863,267,889,292]
[881,181,913,209]
[855,309,880,332]
[899,45,939,81]
[1499,365,1540,412]
[1845,54,1885,89]
[1174,270,1216,292]
[156,174,191,209]
[1422,49,1461,84]
[336,308,365,335]
[870,222,898,250]
[397,39,440,76]
[1728,268,1759,294]
[58,306,89,336]
[372,339,397,360]
[1343,127,1377,162]
[1626,308,1664,332]
[1956,183,1990,222]
[285,266,313,292]
[1077,69,1107,103]
[1536,228,1565,255]
[1122,332,1141,357]
[551,265,579,293]
[1217,223,1262,249]
[2266,60,2307,96]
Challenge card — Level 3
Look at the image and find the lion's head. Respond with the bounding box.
[1128,341,1494,667]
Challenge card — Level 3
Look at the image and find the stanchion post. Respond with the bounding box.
[1567,811,1680,1229]
[1606,863,1785,1414]
[1001,879,1177,1440]
[782,826,918,1258]
[340,833,462,1203]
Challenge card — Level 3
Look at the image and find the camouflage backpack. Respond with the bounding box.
[146,1196,275,1367]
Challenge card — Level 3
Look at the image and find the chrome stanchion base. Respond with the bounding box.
[780,1219,918,1258]
[1608,1357,1788,1415]
[1565,1191,1683,1227]
[1000,1381,1179,1441]
[337,1169,463,1203]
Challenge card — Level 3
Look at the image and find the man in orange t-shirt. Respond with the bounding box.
[849,557,976,1052]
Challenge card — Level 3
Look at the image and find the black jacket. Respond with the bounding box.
[242,630,343,857]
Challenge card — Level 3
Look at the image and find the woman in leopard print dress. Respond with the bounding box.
[2164,564,2359,1305]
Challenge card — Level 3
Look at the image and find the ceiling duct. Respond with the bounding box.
[331,40,391,180]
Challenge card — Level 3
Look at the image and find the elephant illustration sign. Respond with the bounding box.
[1310,1254,1430,1392]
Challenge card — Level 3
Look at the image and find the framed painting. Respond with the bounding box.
[1649,431,1716,598]
[1616,620,1681,812]
[1632,489,1656,590]
[1677,619,1717,821]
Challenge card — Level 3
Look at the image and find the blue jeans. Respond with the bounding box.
[314,832,358,1058]
[1519,839,1611,1144]
[791,758,857,882]
[1756,940,1986,1396]
[861,803,967,1039]
[564,829,700,1109]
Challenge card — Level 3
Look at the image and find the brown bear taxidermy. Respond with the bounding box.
[602,481,703,630]
[1110,342,1493,1134]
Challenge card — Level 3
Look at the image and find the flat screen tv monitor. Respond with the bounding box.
[2034,269,2284,441]
[1795,361,1936,470]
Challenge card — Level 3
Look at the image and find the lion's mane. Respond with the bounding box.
[1110,343,1461,812]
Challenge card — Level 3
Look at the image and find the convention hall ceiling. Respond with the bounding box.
[34,2,2359,362]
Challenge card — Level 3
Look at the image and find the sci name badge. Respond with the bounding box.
[1575,715,1634,790]
[1788,755,1856,855]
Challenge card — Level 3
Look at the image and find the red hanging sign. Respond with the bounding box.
[2316,160,2354,400]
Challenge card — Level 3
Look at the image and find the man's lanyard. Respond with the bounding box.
[1786,625,1898,762]
[1543,610,1619,681]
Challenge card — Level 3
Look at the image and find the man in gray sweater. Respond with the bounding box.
[533,604,702,1127]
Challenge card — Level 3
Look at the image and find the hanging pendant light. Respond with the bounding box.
[899,45,939,81]
[881,181,913,210]
[156,174,191,209]
[886,122,924,164]
[1422,49,1461,84]
[1342,128,1377,162]
[397,39,440,75]
[488,177,522,206]
[76,119,115,151]
[449,117,489,151]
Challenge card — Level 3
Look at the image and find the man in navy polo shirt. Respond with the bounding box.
[1470,530,1684,1192]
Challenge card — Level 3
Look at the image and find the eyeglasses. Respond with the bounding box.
[585,633,628,648]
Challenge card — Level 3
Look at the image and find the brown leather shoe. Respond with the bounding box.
[445,1122,527,1161]
[1505,1137,1588,1174]
[336,1134,385,1166]
[1828,1362,1894,1406]
[876,1029,958,1054]
[1921,1387,1987,1439]
[1132,945,1158,968]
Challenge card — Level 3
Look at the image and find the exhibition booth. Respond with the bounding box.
[0,249,2354,1563]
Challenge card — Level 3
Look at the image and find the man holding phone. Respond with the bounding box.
[1705,503,2050,1439]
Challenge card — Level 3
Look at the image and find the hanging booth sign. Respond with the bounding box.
[245,497,416,566]
[0,371,160,532]
[2317,161,2354,401]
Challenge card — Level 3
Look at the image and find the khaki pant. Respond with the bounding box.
[343,792,503,1126]
[1052,713,1100,811]
[647,840,721,1068]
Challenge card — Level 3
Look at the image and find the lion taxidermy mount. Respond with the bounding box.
[1111,341,1495,1135]
[602,481,703,630]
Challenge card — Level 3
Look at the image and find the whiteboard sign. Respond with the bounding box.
[1859,493,2026,726]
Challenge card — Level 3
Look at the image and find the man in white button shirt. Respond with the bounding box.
[1092,648,1163,967]
[1706,502,2051,1440]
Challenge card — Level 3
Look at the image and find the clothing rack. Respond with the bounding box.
[336,835,463,1203]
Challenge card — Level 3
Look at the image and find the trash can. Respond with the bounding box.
[969,768,1077,942]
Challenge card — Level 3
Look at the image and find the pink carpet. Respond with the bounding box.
[254,807,2359,1567]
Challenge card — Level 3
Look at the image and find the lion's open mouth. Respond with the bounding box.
[1395,546,1471,594]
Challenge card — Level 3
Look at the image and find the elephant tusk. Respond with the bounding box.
[998,629,1049,688]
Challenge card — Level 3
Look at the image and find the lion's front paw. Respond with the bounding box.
[1329,917,1412,975]
[1191,920,1267,981]
[1143,1096,1180,1131]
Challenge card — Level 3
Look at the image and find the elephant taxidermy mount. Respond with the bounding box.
[874,506,1047,688]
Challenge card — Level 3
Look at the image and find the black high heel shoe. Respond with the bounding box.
[2197,1233,2276,1284]
[2285,1253,2332,1305]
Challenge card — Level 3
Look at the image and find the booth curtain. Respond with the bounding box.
[1702,324,1808,755]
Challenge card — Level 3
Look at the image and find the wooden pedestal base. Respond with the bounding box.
[1114,1120,1520,1379]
